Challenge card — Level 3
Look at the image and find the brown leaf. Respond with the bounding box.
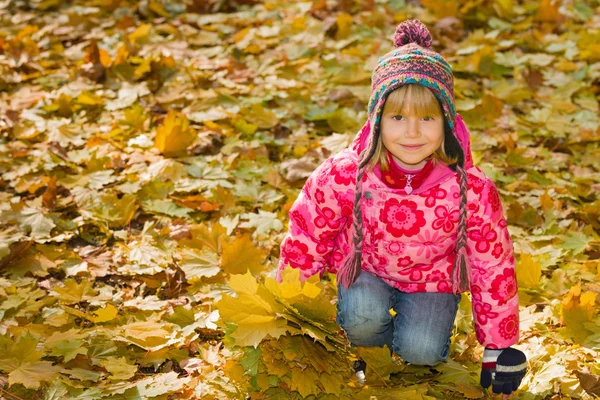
[280,159,318,183]
[80,40,106,82]
[42,175,57,210]
[575,369,600,396]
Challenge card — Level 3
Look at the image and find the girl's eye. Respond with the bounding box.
[391,115,435,121]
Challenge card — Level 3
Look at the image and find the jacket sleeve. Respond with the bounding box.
[466,174,520,349]
[277,156,354,283]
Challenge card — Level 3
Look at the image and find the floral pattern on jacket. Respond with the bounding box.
[277,117,520,349]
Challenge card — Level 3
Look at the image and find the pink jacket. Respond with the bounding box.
[277,115,519,349]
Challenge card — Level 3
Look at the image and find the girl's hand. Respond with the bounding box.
[480,347,527,397]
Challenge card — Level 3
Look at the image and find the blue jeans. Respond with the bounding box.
[336,271,461,366]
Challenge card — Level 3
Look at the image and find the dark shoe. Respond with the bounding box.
[353,359,367,385]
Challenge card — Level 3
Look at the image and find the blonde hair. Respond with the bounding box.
[368,84,458,171]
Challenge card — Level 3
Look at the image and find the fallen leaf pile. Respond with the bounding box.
[0,0,599,399]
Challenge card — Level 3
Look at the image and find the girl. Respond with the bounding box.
[277,20,527,397]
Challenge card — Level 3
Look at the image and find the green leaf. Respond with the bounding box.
[434,359,479,385]
[557,232,593,255]
[240,346,262,376]
[47,338,87,362]
[142,199,191,218]
[239,211,284,238]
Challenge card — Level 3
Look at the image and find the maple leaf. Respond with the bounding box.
[560,282,598,344]
[357,346,405,382]
[51,278,98,303]
[101,357,138,381]
[47,338,87,362]
[85,191,138,228]
[221,235,267,275]
[239,210,284,238]
[135,371,192,397]
[516,252,542,288]
[0,334,42,371]
[154,110,197,157]
[0,226,24,259]
[89,303,119,323]
[217,272,287,347]
[264,267,321,300]
[18,207,56,239]
[179,247,221,282]
[435,359,479,385]
[9,361,63,389]
[557,232,594,256]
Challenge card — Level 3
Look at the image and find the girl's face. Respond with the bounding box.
[380,89,444,171]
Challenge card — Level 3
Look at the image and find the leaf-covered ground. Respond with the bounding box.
[0,0,599,399]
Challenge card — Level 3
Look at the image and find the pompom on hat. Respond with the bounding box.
[338,19,472,294]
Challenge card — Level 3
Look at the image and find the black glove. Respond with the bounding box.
[480,347,527,395]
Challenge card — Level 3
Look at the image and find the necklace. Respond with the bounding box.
[404,174,415,194]
[378,152,435,192]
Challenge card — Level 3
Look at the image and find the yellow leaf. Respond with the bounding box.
[534,0,562,22]
[217,271,287,347]
[89,192,138,228]
[264,267,322,300]
[221,235,267,275]
[516,253,542,288]
[493,0,515,19]
[0,334,43,367]
[119,320,172,340]
[335,13,353,40]
[232,27,251,44]
[8,361,62,389]
[76,91,103,106]
[52,278,98,303]
[560,282,598,344]
[134,57,152,79]
[420,0,458,18]
[357,346,405,381]
[129,24,152,43]
[290,364,321,397]
[540,189,553,214]
[154,110,196,157]
[89,304,118,323]
[245,103,278,129]
[148,0,171,17]
[101,357,138,381]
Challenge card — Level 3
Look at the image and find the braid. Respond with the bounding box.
[338,123,381,289]
[451,164,471,293]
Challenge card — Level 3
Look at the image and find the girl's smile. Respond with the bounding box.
[401,144,425,150]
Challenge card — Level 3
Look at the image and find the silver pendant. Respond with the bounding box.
[405,174,414,194]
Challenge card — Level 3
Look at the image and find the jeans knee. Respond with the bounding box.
[396,341,448,366]
[338,312,392,347]
[343,324,378,346]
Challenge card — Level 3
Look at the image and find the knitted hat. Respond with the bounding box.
[338,19,471,294]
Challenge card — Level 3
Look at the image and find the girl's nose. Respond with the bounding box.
[405,119,421,138]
